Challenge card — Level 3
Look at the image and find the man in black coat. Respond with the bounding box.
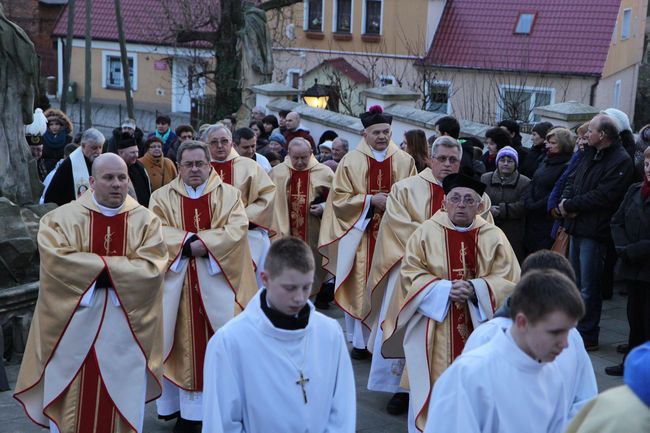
[104,118,146,156]
[560,114,634,350]
[117,133,151,207]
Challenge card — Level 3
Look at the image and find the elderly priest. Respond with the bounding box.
[318,105,415,358]
[14,153,168,433]
[381,173,520,432]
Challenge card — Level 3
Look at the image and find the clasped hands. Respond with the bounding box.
[371,193,389,212]
[449,279,476,303]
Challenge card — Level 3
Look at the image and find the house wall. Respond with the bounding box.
[425,69,597,125]
[63,40,215,112]
[602,0,648,78]
[595,64,640,123]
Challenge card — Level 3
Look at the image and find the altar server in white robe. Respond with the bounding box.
[464,250,597,420]
[425,270,585,433]
[202,237,356,433]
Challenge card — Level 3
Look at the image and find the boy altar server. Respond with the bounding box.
[463,250,597,420]
[425,270,586,433]
[202,237,356,433]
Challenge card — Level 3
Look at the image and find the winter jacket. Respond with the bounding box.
[481,170,530,261]
[519,144,545,178]
[548,150,584,238]
[562,141,634,242]
[138,153,177,191]
[283,127,317,154]
[611,182,650,283]
[524,152,572,253]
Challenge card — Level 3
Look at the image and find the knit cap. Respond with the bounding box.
[496,146,519,166]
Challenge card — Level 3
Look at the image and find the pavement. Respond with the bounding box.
[0,292,628,433]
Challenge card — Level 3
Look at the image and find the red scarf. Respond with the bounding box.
[642,178,650,201]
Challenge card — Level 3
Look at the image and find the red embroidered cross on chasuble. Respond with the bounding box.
[69,211,128,433]
[211,160,233,185]
[444,227,479,361]
[366,156,392,276]
[180,195,214,389]
[288,169,310,241]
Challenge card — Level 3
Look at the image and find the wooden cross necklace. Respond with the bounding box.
[275,332,311,404]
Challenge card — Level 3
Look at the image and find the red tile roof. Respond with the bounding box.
[423,0,620,76]
[323,57,371,84]
[51,0,244,46]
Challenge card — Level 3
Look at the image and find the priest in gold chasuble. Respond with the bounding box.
[381,174,519,432]
[204,124,276,284]
[14,154,168,433]
[364,137,493,402]
[270,138,334,294]
[318,105,416,356]
[148,141,257,426]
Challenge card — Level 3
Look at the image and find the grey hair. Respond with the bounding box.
[431,136,462,158]
[177,140,211,163]
[81,128,106,146]
[288,137,311,151]
[252,105,266,114]
[201,123,232,142]
[334,137,349,151]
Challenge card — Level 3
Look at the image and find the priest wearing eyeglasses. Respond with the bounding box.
[381,173,519,432]
[363,137,493,415]
[149,140,257,431]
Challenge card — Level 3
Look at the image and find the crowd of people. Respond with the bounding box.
[14,102,650,433]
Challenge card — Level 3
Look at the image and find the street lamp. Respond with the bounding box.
[303,79,329,109]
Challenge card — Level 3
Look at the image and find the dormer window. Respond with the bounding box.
[514,13,536,34]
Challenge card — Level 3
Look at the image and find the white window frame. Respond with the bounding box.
[332,0,354,33]
[425,80,452,115]
[497,84,555,123]
[362,0,383,35]
[613,80,622,109]
[286,68,303,90]
[101,50,138,91]
[621,8,632,40]
[303,0,325,32]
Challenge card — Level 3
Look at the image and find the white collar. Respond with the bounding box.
[184,180,208,199]
[370,147,388,162]
[451,219,475,232]
[92,193,124,216]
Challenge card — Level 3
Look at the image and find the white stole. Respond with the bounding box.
[69,147,90,199]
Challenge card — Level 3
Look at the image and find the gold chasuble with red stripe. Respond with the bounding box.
[14,192,167,433]
[365,156,392,277]
[149,172,257,393]
[381,210,519,431]
[210,160,233,185]
[318,139,416,320]
[270,157,334,293]
[444,227,480,360]
[72,211,128,432]
[179,195,213,389]
[288,169,310,240]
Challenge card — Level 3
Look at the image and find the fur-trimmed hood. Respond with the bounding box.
[43,108,73,134]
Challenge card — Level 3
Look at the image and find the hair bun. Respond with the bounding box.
[368,105,383,114]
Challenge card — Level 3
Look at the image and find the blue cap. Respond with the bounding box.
[269,133,286,146]
[624,341,650,406]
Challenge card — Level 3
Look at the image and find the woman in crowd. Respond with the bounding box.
[249,120,269,152]
[267,133,287,159]
[524,127,574,255]
[138,136,177,191]
[401,129,429,172]
[605,146,650,376]
[42,108,73,172]
[519,121,553,178]
[481,146,530,261]
[262,115,279,137]
[481,127,512,173]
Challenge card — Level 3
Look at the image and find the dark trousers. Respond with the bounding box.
[570,236,607,345]
[627,280,650,351]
